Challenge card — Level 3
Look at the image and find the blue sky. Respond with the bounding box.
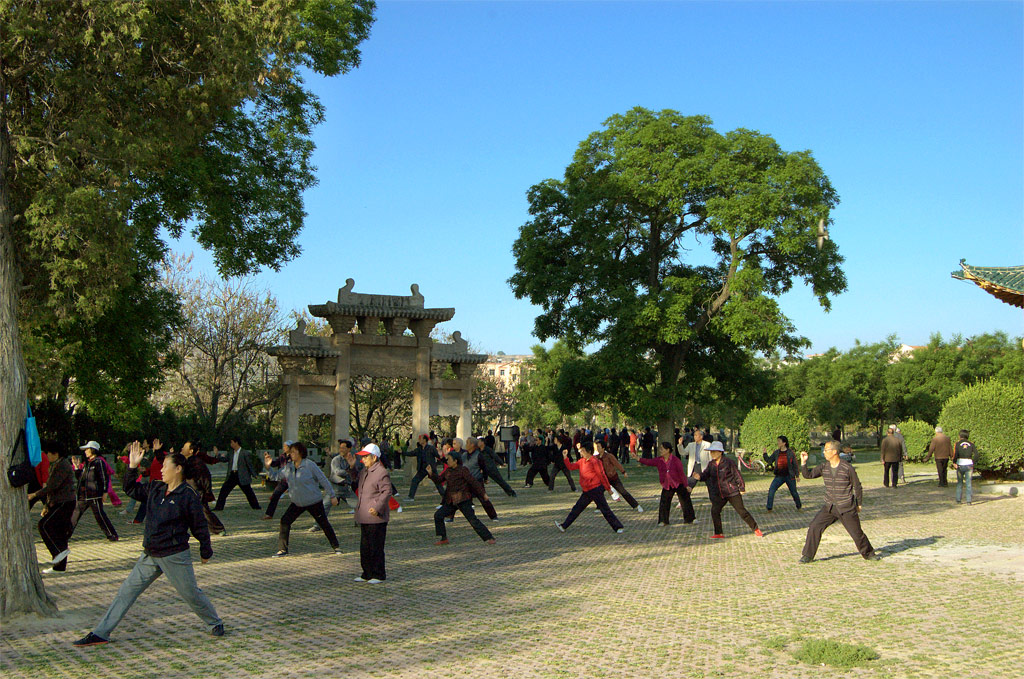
[178,1,1023,355]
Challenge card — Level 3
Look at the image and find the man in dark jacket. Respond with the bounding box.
[925,426,953,487]
[690,441,761,538]
[799,441,879,562]
[523,437,551,488]
[28,440,77,572]
[429,449,495,545]
[880,425,903,488]
[70,441,118,542]
[548,437,577,492]
[402,434,443,501]
[469,436,517,498]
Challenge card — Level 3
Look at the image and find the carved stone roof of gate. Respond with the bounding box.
[266,346,338,358]
[307,279,455,321]
[431,331,488,364]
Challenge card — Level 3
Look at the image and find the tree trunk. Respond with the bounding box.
[0,113,58,619]
[656,415,675,447]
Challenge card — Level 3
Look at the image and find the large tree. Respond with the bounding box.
[510,108,845,443]
[0,0,374,618]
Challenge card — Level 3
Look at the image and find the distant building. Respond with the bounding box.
[891,344,926,363]
[479,354,532,389]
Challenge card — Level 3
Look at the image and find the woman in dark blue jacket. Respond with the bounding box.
[73,441,223,646]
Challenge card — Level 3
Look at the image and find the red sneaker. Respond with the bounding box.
[434,539,449,546]
[710,534,725,539]
[754,529,764,537]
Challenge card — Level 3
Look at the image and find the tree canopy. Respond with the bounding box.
[510,108,844,438]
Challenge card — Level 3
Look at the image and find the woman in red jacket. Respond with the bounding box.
[556,442,624,533]
[640,442,695,526]
[690,441,763,539]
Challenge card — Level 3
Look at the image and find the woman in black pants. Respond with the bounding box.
[264,442,340,557]
[428,450,496,545]
[28,440,77,573]
[690,441,763,539]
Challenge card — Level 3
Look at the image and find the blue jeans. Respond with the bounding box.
[956,464,973,503]
[766,475,801,510]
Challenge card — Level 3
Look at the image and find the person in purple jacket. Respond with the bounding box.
[640,442,694,526]
[353,443,391,584]
[690,441,763,539]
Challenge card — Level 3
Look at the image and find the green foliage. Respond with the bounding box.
[939,380,1024,475]
[792,639,879,668]
[509,107,844,429]
[512,341,585,427]
[897,418,935,462]
[740,405,809,454]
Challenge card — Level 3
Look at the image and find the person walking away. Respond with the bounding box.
[764,436,802,511]
[354,444,391,583]
[73,442,223,646]
[926,426,953,487]
[429,449,496,545]
[264,442,340,557]
[879,426,902,489]
[798,441,879,562]
[555,442,624,533]
[213,436,261,511]
[596,440,642,513]
[181,441,225,535]
[953,430,977,505]
[70,441,119,541]
[640,442,693,525]
[28,440,77,573]
[689,441,762,539]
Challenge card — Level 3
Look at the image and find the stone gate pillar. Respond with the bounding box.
[456,385,472,440]
[283,377,300,445]
[333,341,352,443]
[412,343,431,436]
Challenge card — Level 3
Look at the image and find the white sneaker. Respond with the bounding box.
[41,567,62,574]
[436,505,444,510]
[52,549,70,564]
[616,528,625,534]
[636,506,644,513]
[366,578,384,584]
[333,548,343,555]
[396,506,403,513]
[307,525,321,533]
[657,522,667,527]
[556,521,566,533]
[354,576,368,582]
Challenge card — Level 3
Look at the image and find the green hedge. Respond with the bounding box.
[740,405,810,455]
[897,418,935,462]
[938,380,1024,475]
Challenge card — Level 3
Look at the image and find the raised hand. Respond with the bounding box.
[152,438,162,451]
[128,440,145,468]
[799,451,809,463]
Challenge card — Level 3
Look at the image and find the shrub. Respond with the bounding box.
[938,380,1024,475]
[897,418,935,462]
[793,639,878,668]
[740,405,810,456]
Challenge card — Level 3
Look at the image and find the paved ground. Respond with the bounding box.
[2,459,1021,678]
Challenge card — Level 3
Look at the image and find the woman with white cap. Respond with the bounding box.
[70,441,119,542]
[353,443,391,583]
[689,440,763,539]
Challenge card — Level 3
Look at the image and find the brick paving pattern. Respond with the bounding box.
[2,461,1021,678]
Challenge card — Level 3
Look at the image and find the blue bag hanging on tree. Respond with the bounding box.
[25,402,42,466]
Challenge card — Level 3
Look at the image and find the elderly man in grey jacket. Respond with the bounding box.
[354,444,391,584]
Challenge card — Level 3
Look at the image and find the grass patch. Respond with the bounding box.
[792,638,879,668]
[765,634,788,651]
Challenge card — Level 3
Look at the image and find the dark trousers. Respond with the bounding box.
[359,522,388,581]
[409,467,444,499]
[658,485,695,524]
[435,500,493,541]
[609,476,638,509]
[479,495,498,520]
[548,461,576,492]
[935,459,949,486]
[214,471,261,510]
[264,480,289,517]
[802,505,874,560]
[71,498,119,541]
[278,501,338,552]
[883,461,899,487]
[202,503,225,534]
[524,464,551,487]
[710,494,757,535]
[482,463,516,496]
[39,501,76,570]
[561,487,623,531]
[766,475,802,510]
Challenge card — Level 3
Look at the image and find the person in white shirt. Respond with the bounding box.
[682,429,712,477]
[213,437,261,511]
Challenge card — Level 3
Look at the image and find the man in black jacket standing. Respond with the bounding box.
[70,441,118,542]
[403,434,443,501]
[799,441,880,563]
[213,436,261,511]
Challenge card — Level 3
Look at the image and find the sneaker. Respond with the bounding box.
[366,578,384,584]
[261,515,273,521]
[799,556,813,564]
[615,528,624,534]
[434,539,449,545]
[765,508,773,513]
[435,505,444,510]
[754,529,764,537]
[491,516,499,521]
[108,536,119,542]
[307,525,321,533]
[210,624,224,637]
[396,506,403,513]
[636,506,644,513]
[72,632,108,647]
[354,576,368,582]
[130,520,142,525]
[485,538,496,544]
[42,567,61,574]
[405,497,416,502]
[865,553,882,561]
[52,549,70,564]
[555,522,566,533]
[710,534,725,539]
[657,522,667,527]
[271,550,288,558]
[333,548,343,555]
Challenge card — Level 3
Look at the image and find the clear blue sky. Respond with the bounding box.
[178,1,1023,355]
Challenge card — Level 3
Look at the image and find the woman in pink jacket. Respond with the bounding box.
[640,442,695,526]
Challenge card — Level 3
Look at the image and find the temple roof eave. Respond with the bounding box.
[307,303,455,321]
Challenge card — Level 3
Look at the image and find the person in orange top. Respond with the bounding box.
[556,441,624,533]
